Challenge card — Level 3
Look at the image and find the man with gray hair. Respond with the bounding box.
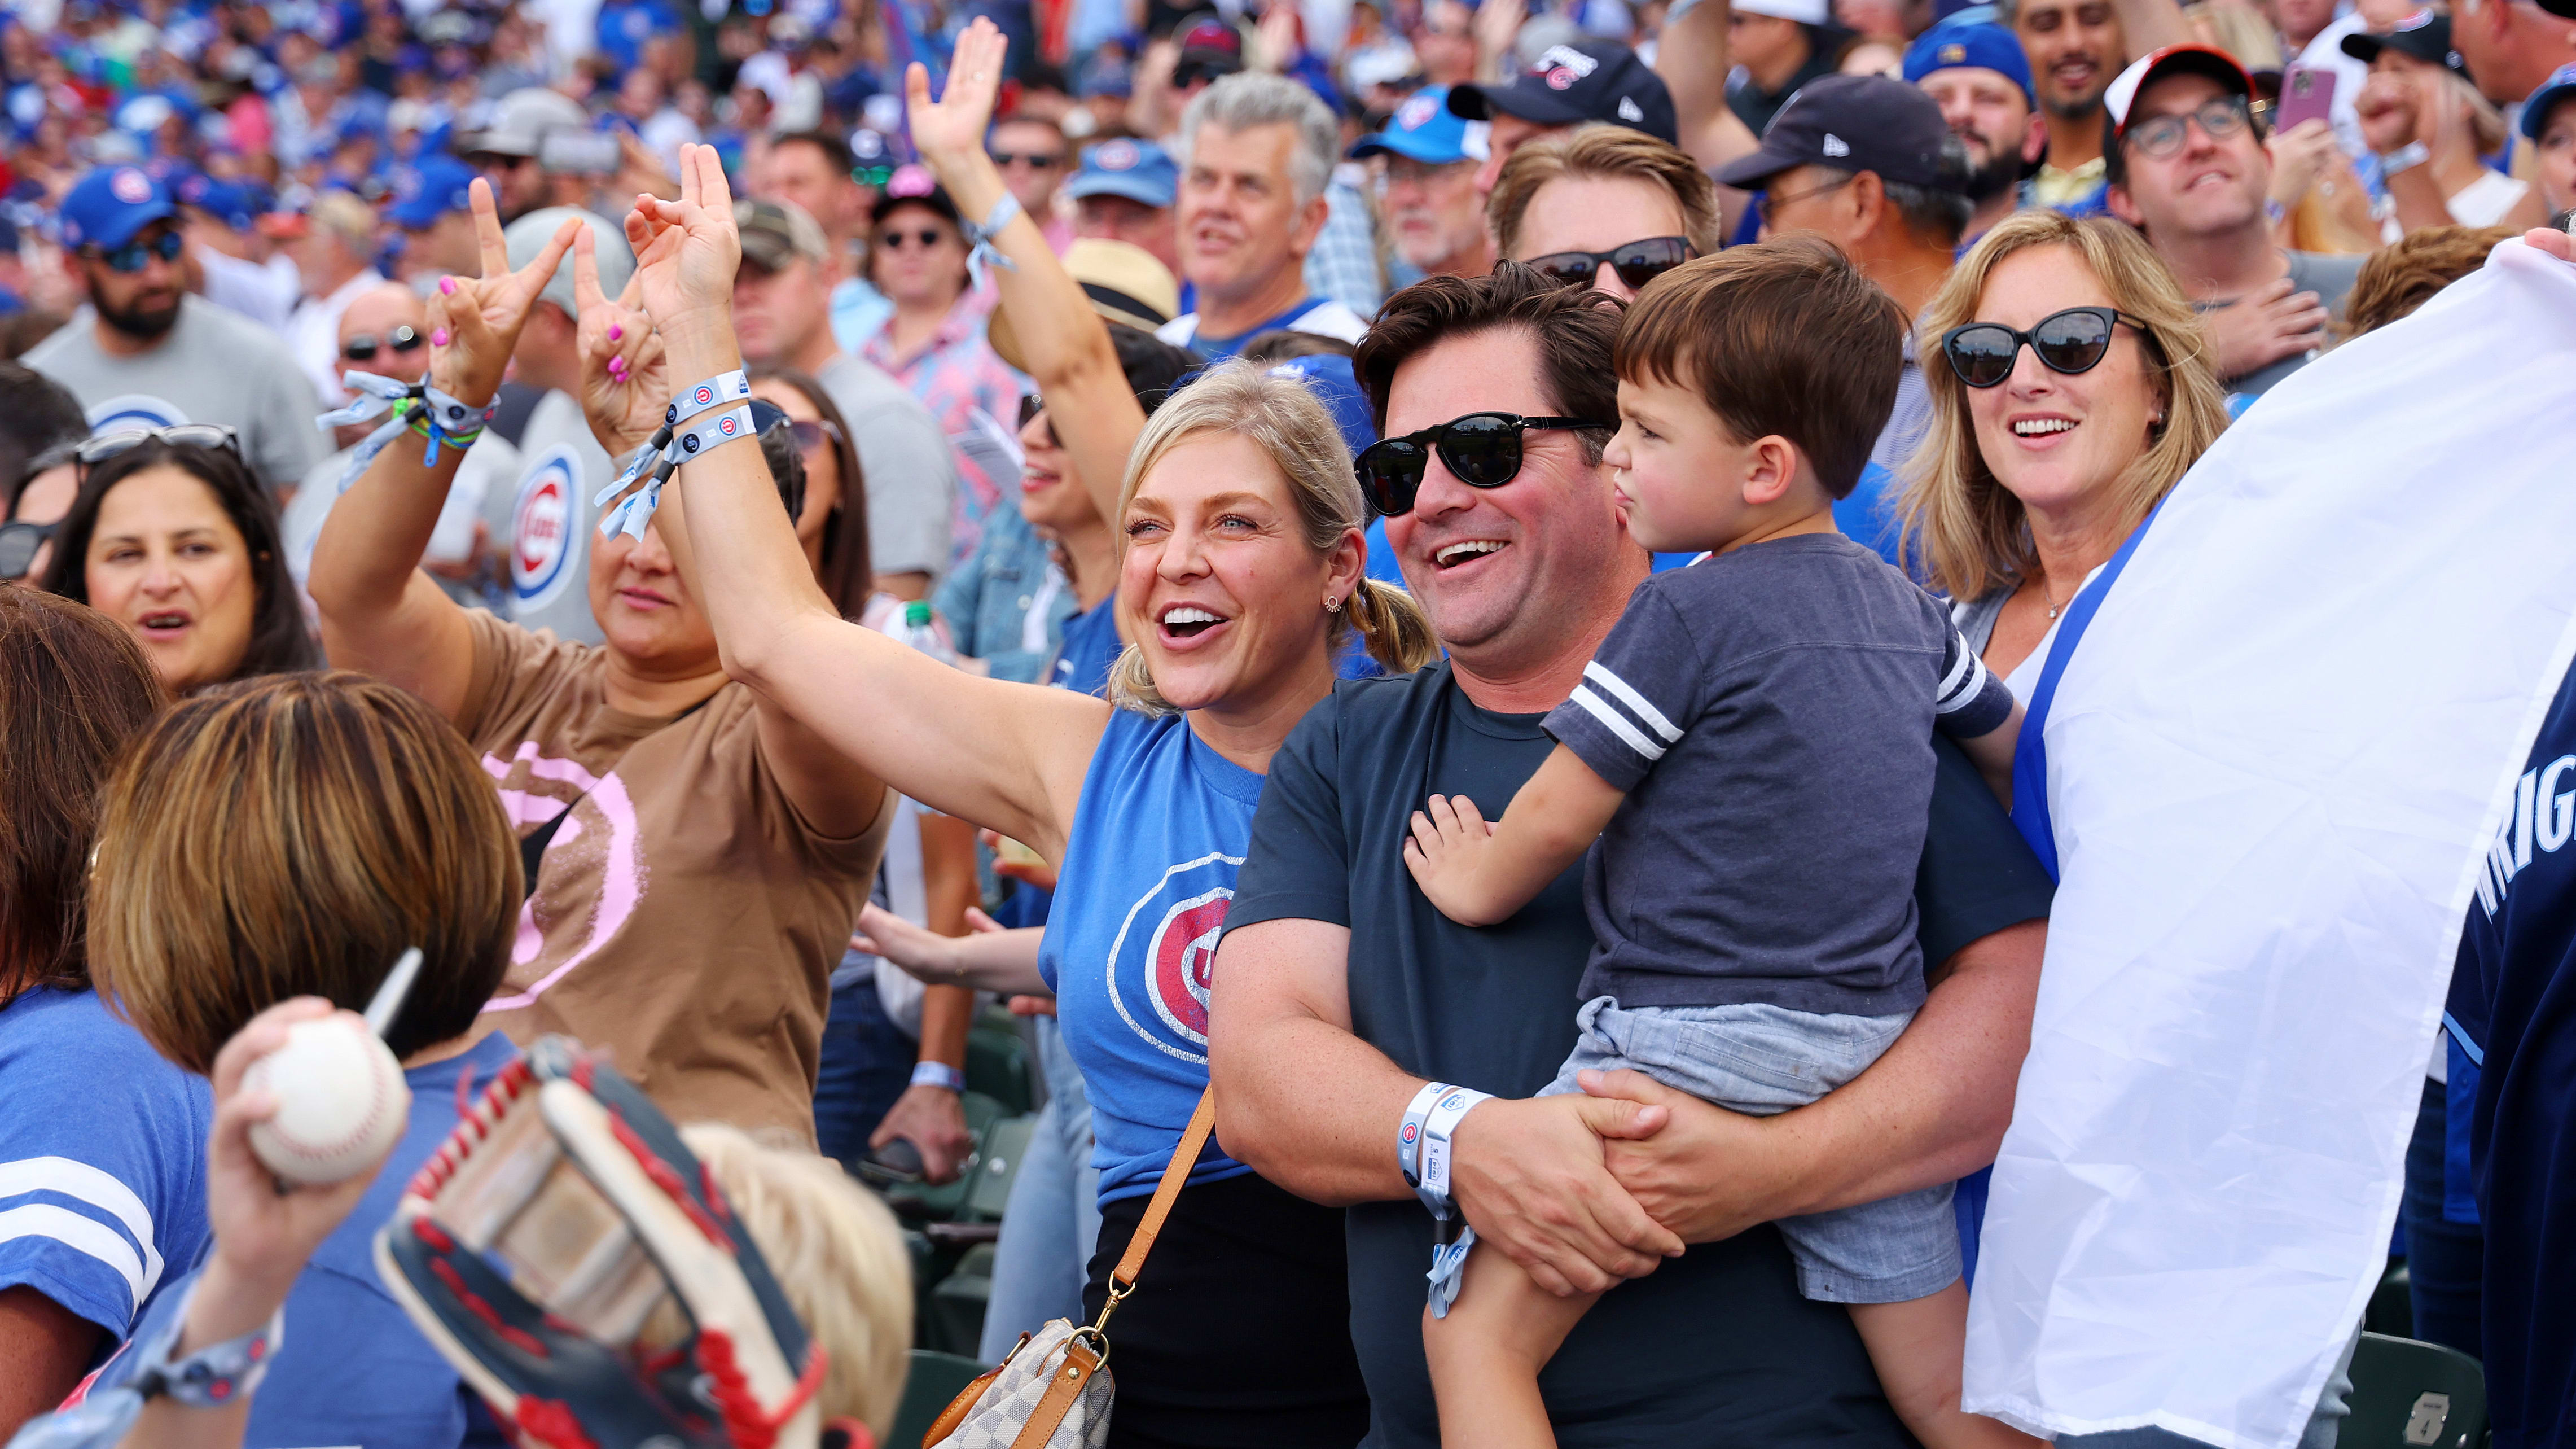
[477,206,634,646]
[1157,72,1370,357]
[287,189,388,406]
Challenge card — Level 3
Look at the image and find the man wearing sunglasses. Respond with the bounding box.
[1718,74,1973,493]
[24,166,325,496]
[2103,45,2363,399]
[989,113,1078,253]
[1209,264,2053,1449]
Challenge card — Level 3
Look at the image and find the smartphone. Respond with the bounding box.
[537,128,622,176]
[2277,65,2337,133]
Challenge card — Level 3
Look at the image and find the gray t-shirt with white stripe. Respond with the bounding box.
[1544,533,2014,1017]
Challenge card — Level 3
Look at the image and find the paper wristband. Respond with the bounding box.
[1399,1080,1450,1211]
[1418,1086,1493,1201]
[596,404,758,540]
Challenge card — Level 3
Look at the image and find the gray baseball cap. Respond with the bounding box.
[504,206,633,318]
[462,87,592,159]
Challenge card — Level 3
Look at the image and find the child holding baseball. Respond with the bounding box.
[1403,238,2032,1449]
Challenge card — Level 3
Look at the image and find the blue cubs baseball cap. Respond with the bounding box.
[1064,137,1178,208]
[1903,21,2035,108]
[173,169,258,231]
[1349,85,1487,165]
[60,165,177,252]
[2524,63,2576,139]
[388,153,477,229]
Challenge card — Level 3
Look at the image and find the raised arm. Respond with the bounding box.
[851,901,1051,996]
[623,146,1111,859]
[1209,917,1683,1298]
[1653,0,1765,231]
[1587,915,2046,1241]
[909,20,1147,533]
[2107,0,2193,65]
[308,183,578,721]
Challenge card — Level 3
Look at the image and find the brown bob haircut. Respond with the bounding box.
[1614,237,1906,499]
[1487,124,1724,265]
[87,671,521,1072]
[1355,261,1623,457]
[2337,225,2511,342]
[0,586,165,1006]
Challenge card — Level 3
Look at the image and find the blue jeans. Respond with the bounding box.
[814,964,915,1171]
[2401,1075,2483,1357]
[977,1015,1102,1362]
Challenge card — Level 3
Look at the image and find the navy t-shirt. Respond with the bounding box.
[2450,657,2576,1448]
[1223,660,2053,1449]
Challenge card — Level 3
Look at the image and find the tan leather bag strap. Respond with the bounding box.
[1112,1088,1216,1292]
[1006,1335,1104,1449]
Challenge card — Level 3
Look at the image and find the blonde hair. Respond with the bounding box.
[680,1124,912,1439]
[1899,211,2231,603]
[1489,125,1724,263]
[1104,362,1437,715]
[87,672,520,1074]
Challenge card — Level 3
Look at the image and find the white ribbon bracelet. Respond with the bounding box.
[595,402,757,541]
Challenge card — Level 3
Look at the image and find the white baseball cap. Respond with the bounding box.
[1733,0,1832,24]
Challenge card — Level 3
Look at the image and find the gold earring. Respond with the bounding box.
[1325,595,1343,614]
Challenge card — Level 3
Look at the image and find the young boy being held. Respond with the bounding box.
[1404,237,2030,1449]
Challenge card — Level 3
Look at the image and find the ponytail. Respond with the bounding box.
[1345,579,1436,673]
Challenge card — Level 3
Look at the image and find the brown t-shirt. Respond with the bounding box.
[458,611,889,1144]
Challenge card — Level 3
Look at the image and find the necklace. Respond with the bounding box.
[2037,574,2066,621]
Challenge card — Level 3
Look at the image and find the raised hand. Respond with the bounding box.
[623,142,743,347]
[425,178,580,410]
[572,226,669,459]
[906,19,1008,167]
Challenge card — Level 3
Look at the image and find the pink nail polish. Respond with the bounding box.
[431,327,450,347]
[608,323,623,341]
[438,277,457,295]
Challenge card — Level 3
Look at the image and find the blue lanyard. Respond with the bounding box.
[2007,502,2165,882]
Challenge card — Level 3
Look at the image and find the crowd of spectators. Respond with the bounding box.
[0,0,2571,1444]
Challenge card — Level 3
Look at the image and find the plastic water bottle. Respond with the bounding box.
[903,599,956,667]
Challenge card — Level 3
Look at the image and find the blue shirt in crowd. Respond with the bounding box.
[1040,709,1264,1203]
[1049,596,1123,697]
[84,1032,522,1449]
[935,504,1078,686]
[2449,656,2576,1449]
[0,988,210,1349]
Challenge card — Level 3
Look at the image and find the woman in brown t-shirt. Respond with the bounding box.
[306,195,894,1146]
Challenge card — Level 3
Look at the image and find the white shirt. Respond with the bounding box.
[289,268,387,408]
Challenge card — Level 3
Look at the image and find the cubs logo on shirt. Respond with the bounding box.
[85,395,189,434]
[1103,850,1243,1064]
[512,445,582,611]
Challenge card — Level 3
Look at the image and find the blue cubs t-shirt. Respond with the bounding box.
[1048,595,1122,698]
[1039,709,1264,1203]
[84,1032,522,1449]
[2449,656,2576,1449]
[0,988,210,1346]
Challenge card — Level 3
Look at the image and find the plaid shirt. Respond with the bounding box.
[1302,178,1383,322]
[861,290,1029,570]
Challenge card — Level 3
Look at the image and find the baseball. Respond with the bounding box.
[244,1015,412,1187]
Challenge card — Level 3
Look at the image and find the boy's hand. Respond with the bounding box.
[203,1000,397,1300]
[1404,794,1507,926]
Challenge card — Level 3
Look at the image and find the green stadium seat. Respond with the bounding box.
[926,1244,997,1356]
[965,1113,1035,1223]
[888,1349,990,1449]
[966,1017,1034,1115]
[2342,1332,2487,1449]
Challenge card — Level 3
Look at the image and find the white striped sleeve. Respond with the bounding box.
[0,1155,170,1330]
[1543,593,1704,791]
[1933,628,2016,738]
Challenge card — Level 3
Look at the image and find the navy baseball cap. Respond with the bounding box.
[388,154,477,229]
[2340,8,2465,75]
[61,165,177,252]
[1449,40,1678,146]
[2523,63,2576,139]
[1716,73,1962,191]
[1349,85,1486,164]
[1064,137,1178,207]
[1903,21,2035,108]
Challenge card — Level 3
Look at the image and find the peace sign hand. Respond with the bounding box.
[623,142,743,349]
[573,226,669,458]
[907,19,1008,169]
[425,177,580,409]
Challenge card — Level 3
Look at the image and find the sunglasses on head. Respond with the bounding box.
[1521,236,1695,291]
[1353,412,1612,516]
[990,150,1063,169]
[89,228,185,274]
[343,325,424,362]
[1939,307,2152,389]
[74,423,245,482]
[0,518,55,580]
[2123,95,2252,161]
[879,227,950,250]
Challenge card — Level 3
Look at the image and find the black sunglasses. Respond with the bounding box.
[1354,412,1612,516]
[74,424,246,483]
[990,150,1063,169]
[343,325,424,362]
[1940,307,2152,389]
[88,228,186,274]
[879,227,950,249]
[1521,237,1695,291]
[0,518,55,580]
[787,418,842,453]
[1017,393,1058,449]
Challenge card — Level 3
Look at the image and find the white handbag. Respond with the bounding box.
[924,1091,1215,1449]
